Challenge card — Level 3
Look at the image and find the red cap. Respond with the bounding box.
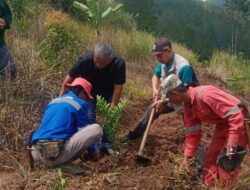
[65,78,93,100]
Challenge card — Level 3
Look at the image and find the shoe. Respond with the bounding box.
[58,162,85,174]
[100,142,114,155]
[121,131,140,143]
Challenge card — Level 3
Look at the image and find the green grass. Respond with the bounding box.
[207,51,250,97]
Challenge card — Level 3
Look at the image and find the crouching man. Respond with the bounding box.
[155,74,248,188]
[31,77,103,173]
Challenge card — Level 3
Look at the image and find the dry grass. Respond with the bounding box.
[0,3,249,190]
[207,51,250,97]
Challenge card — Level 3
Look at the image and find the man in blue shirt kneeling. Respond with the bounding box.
[31,77,103,173]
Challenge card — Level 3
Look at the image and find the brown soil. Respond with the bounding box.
[0,68,250,190]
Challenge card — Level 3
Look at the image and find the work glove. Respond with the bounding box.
[217,146,247,173]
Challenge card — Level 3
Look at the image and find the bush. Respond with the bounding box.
[9,0,35,34]
[208,51,250,97]
[102,10,137,31]
[39,24,80,69]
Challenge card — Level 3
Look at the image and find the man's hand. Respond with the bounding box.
[152,88,160,101]
[152,98,169,113]
[0,19,6,29]
[226,142,237,159]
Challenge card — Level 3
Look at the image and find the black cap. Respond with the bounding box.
[151,37,172,56]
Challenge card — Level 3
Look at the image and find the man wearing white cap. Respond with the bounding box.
[156,74,248,187]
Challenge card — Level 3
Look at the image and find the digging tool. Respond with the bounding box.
[136,106,156,162]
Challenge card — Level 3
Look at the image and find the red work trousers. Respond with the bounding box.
[202,123,248,187]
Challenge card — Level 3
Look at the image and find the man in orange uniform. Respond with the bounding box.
[155,74,248,187]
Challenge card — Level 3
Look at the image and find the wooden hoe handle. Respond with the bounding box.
[138,107,156,156]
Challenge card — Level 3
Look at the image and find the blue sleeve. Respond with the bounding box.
[178,65,199,85]
[87,143,97,157]
[154,63,161,78]
[76,103,90,128]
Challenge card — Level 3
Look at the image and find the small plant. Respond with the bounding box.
[50,169,68,190]
[96,95,126,144]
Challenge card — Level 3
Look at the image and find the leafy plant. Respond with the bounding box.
[73,0,124,37]
[9,0,34,33]
[96,95,126,144]
[50,169,68,190]
[39,23,80,69]
[9,0,34,19]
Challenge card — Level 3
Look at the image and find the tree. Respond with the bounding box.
[224,0,250,55]
[121,0,157,32]
[73,0,124,37]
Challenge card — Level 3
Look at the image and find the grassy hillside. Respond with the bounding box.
[0,2,205,150]
[0,1,250,189]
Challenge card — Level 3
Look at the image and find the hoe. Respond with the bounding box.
[136,107,155,164]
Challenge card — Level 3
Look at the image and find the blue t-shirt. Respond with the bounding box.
[154,54,198,85]
[31,91,90,144]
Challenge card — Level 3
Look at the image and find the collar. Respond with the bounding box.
[166,53,175,71]
[187,86,196,106]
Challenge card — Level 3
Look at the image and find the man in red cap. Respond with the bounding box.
[31,77,103,173]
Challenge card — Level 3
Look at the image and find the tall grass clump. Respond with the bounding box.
[121,30,154,61]
[39,10,81,69]
[101,7,137,32]
[101,28,154,61]
[0,36,54,150]
[208,51,250,97]
[173,43,200,67]
[9,0,35,34]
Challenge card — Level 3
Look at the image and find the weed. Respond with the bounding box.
[39,22,81,69]
[208,51,250,97]
[123,81,151,102]
[9,0,35,33]
[50,169,68,190]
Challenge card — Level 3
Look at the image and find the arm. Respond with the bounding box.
[111,58,126,108]
[152,75,161,101]
[110,84,123,108]
[183,106,202,157]
[59,74,74,96]
[203,89,244,147]
[178,65,199,86]
[0,1,12,29]
[76,103,90,128]
[178,106,202,170]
